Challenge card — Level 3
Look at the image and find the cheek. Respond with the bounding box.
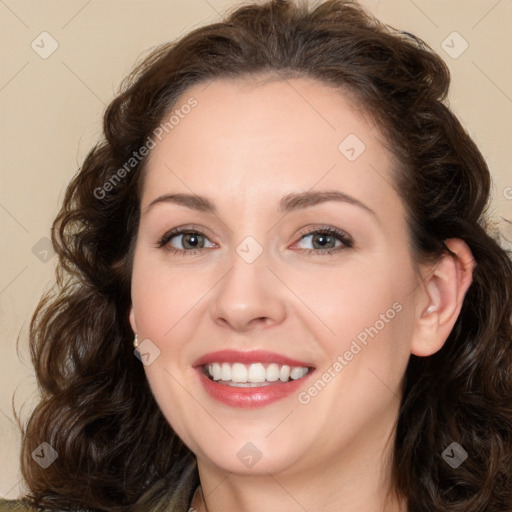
[130,254,207,337]
[130,255,206,441]
[297,256,417,404]
[293,254,415,340]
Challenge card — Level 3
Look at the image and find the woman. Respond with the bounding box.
[2,0,511,510]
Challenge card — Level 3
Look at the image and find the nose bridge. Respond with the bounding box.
[210,234,286,331]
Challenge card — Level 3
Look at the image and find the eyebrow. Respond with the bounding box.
[144,190,376,217]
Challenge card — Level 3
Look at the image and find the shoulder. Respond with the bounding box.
[0,499,52,511]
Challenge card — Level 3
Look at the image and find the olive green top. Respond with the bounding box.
[0,500,44,511]
[0,499,59,511]
[0,486,201,511]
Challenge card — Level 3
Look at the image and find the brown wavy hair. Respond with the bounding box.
[17,0,512,511]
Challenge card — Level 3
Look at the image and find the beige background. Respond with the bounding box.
[1,0,511,499]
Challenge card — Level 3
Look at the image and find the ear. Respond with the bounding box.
[129,305,137,335]
[411,238,476,357]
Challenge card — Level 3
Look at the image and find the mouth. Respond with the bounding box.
[193,349,316,408]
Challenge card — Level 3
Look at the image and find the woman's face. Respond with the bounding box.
[129,76,425,478]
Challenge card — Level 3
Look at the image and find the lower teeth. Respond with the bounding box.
[211,378,292,387]
[223,381,273,387]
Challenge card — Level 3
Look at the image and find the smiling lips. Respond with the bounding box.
[194,349,315,408]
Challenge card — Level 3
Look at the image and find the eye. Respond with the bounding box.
[156,225,353,257]
[157,226,216,256]
[293,227,353,255]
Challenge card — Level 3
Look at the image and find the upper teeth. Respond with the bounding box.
[207,362,309,383]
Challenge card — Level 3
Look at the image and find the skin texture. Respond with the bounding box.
[129,76,474,512]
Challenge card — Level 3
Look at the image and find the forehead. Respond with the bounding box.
[141,75,401,219]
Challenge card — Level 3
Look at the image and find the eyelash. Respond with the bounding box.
[156,225,353,257]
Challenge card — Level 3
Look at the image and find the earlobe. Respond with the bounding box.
[411,238,475,357]
[129,306,137,334]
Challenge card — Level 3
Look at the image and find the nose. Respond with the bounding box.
[210,247,287,333]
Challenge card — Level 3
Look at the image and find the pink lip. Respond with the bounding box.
[193,349,313,368]
[193,350,315,409]
[196,371,315,408]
